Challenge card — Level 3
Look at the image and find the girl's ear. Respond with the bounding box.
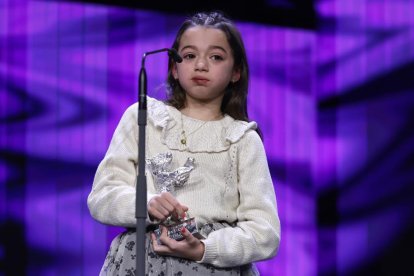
[172,64,178,79]
[232,68,241,83]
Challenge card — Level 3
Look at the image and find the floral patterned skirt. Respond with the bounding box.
[99,229,259,276]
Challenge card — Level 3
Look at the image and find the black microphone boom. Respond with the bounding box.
[139,48,182,110]
[141,47,182,67]
[136,47,182,276]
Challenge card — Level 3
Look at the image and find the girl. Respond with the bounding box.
[88,11,280,275]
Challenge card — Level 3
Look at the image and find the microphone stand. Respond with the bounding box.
[135,48,182,276]
[135,51,148,276]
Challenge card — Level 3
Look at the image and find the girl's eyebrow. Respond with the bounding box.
[180,45,196,52]
[209,45,227,53]
[180,45,228,53]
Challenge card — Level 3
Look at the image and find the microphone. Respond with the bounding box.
[167,48,183,63]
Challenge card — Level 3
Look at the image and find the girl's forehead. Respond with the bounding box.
[179,26,229,47]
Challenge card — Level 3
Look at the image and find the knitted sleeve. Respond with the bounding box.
[199,130,281,267]
[87,103,157,227]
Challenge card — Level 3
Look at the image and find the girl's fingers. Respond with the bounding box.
[160,193,190,219]
[148,192,191,222]
[148,210,162,221]
[150,233,157,247]
[180,226,190,240]
[151,226,203,261]
[180,227,198,246]
[148,202,167,220]
[151,197,175,213]
[157,226,180,253]
[151,228,170,254]
[157,204,174,217]
[148,195,177,220]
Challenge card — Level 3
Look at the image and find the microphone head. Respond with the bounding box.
[168,48,183,63]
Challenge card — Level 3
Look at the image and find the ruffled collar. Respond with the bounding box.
[147,97,257,153]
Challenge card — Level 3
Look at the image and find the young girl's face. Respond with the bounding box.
[173,26,240,106]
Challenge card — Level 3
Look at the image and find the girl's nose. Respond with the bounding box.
[195,57,208,71]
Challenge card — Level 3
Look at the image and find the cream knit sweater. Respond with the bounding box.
[88,97,280,268]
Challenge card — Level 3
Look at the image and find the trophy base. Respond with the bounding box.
[154,217,205,244]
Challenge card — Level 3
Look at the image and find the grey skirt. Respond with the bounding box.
[99,228,260,276]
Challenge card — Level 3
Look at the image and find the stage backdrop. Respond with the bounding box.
[1,0,414,275]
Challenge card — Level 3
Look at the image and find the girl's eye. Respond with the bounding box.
[183,53,195,60]
[211,55,224,61]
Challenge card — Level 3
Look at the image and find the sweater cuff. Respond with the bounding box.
[197,238,218,264]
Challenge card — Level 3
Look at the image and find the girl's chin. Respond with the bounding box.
[185,88,225,98]
[184,94,225,104]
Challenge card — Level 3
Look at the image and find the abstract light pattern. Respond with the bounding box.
[1,0,414,275]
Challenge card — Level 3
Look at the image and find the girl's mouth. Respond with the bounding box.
[192,77,209,85]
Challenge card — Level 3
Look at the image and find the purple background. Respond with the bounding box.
[1,0,414,275]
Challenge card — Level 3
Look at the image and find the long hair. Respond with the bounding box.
[166,11,252,124]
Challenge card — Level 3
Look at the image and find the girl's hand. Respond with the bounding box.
[148,192,188,222]
[151,226,205,261]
